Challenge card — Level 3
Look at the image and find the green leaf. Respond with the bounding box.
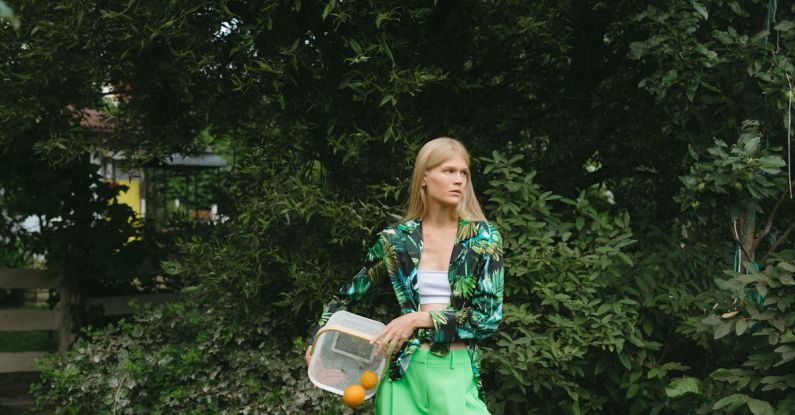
[751,30,771,44]
[747,398,774,415]
[321,0,336,20]
[626,383,639,399]
[771,318,785,332]
[713,394,749,411]
[743,136,761,153]
[714,322,733,339]
[688,144,699,161]
[665,377,703,398]
[349,38,362,54]
[736,319,748,336]
[692,1,708,20]
[774,20,795,32]
[702,315,722,325]
[728,1,747,16]
[618,352,631,369]
[379,94,394,107]
[662,69,678,84]
[375,11,396,29]
[160,260,184,276]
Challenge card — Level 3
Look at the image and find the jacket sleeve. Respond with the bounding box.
[306,230,390,347]
[425,225,504,343]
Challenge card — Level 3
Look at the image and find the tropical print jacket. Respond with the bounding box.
[307,217,504,401]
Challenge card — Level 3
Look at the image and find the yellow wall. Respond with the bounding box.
[112,178,142,217]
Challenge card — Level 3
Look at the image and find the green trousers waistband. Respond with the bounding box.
[374,346,490,414]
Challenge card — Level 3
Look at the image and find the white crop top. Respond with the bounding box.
[417,269,452,304]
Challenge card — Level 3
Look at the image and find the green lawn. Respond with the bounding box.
[1,304,59,352]
[0,331,59,352]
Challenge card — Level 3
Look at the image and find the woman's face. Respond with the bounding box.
[422,154,469,208]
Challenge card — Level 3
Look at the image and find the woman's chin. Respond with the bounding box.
[448,195,463,205]
[428,195,462,208]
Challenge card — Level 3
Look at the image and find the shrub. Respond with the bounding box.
[32,299,357,414]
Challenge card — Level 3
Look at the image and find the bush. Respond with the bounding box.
[31,163,397,414]
[693,250,795,414]
[479,151,703,414]
[32,299,357,414]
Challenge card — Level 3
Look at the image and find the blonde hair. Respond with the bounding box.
[402,137,487,222]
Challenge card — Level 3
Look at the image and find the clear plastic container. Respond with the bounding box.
[308,310,387,398]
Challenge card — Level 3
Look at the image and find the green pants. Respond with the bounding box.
[374,348,491,414]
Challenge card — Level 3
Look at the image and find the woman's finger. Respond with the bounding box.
[371,320,412,358]
[369,331,383,345]
[373,334,388,356]
[385,337,400,358]
[381,334,396,356]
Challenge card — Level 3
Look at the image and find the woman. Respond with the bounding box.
[305,137,504,414]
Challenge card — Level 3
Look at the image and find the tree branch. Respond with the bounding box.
[763,221,795,263]
[755,182,795,250]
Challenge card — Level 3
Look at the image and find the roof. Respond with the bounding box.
[73,106,228,168]
[164,153,227,167]
[98,149,227,168]
[79,108,115,133]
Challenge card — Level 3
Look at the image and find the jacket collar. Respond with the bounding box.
[396,216,477,236]
[396,217,480,273]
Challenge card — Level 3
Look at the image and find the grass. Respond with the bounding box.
[1,304,59,352]
[0,331,59,352]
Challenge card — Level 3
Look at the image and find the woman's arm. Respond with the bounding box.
[370,311,429,356]
[412,311,433,328]
[305,230,391,347]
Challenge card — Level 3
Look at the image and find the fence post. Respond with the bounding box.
[57,277,78,353]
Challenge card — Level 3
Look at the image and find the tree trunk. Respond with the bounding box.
[57,278,81,353]
[739,209,756,272]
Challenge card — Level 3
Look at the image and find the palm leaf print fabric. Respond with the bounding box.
[307,218,504,401]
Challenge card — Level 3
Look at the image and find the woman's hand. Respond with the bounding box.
[369,312,420,358]
[305,344,313,367]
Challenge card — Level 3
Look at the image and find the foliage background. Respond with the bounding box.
[2,0,795,413]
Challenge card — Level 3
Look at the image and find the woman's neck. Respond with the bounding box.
[422,205,459,229]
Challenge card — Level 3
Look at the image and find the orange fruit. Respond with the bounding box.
[360,370,378,389]
[342,384,365,408]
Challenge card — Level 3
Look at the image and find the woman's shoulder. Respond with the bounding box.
[385,218,419,235]
[463,219,499,237]
[374,221,408,240]
[470,221,500,247]
[481,220,500,236]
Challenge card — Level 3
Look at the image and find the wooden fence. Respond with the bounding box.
[0,268,180,374]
